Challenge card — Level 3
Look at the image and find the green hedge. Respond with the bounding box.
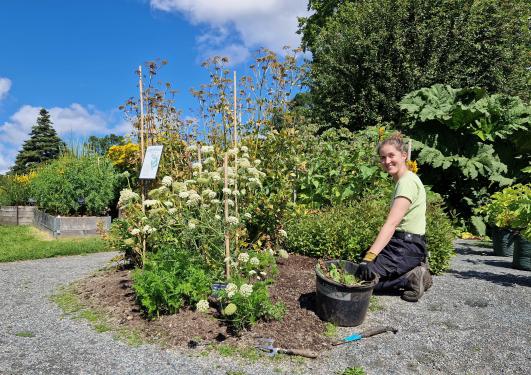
[284,192,455,275]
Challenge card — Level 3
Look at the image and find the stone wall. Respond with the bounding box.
[0,206,35,225]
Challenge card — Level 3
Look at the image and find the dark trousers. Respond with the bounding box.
[367,237,426,291]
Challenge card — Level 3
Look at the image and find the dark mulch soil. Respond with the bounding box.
[75,254,333,353]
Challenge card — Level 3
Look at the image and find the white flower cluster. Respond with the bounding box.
[188,221,197,230]
[142,225,156,234]
[238,158,251,168]
[278,229,288,238]
[222,187,232,195]
[118,189,140,207]
[238,252,249,263]
[226,283,237,298]
[186,190,201,206]
[239,283,253,298]
[131,228,140,236]
[278,249,289,259]
[250,257,259,266]
[187,144,198,152]
[162,176,173,187]
[196,299,209,313]
[227,147,238,156]
[226,216,239,225]
[243,212,252,219]
[143,199,159,208]
[192,162,202,170]
[201,145,214,154]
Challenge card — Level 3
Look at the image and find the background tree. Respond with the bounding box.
[87,134,125,156]
[11,108,65,174]
[299,0,531,130]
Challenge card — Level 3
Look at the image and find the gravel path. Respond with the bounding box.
[1,240,530,375]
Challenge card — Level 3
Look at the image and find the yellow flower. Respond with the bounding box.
[378,127,385,141]
[406,160,418,174]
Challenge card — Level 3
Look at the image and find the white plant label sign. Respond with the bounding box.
[139,145,163,179]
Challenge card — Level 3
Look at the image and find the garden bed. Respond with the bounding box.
[74,253,333,352]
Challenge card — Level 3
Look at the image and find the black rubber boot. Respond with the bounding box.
[421,261,433,291]
[401,266,426,302]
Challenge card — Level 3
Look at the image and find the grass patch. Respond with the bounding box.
[368,295,383,312]
[51,285,145,347]
[15,331,35,338]
[324,322,338,338]
[338,367,366,375]
[0,225,109,262]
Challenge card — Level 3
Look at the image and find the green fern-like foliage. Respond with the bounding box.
[399,84,530,224]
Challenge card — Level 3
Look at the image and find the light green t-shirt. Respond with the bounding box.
[393,171,426,235]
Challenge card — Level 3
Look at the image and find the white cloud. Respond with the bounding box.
[0,77,12,100]
[0,104,133,174]
[150,0,310,61]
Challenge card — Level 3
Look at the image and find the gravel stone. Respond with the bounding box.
[1,240,530,374]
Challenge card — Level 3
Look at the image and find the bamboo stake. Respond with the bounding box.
[407,139,412,160]
[224,154,231,279]
[138,65,147,268]
[233,71,239,255]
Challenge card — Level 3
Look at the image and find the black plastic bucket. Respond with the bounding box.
[513,234,531,271]
[492,227,515,256]
[315,260,377,327]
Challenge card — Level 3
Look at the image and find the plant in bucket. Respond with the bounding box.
[315,259,377,327]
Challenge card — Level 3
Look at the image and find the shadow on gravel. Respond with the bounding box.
[455,245,493,256]
[462,258,513,269]
[449,269,531,288]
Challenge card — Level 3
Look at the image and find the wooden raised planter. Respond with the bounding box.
[0,206,35,225]
[33,209,111,238]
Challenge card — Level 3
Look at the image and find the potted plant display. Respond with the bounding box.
[480,184,530,269]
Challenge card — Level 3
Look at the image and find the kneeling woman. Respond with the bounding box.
[356,133,432,302]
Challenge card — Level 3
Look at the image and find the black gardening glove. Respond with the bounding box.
[356,262,375,281]
[357,251,378,281]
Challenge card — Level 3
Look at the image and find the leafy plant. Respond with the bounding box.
[317,260,366,286]
[132,247,216,318]
[478,184,531,240]
[399,84,530,224]
[0,172,36,206]
[214,276,285,333]
[30,153,118,216]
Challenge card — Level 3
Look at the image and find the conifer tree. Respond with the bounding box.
[11,108,64,174]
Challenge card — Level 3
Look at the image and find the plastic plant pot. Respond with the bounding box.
[491,227,515,257]
[512,233,531,271]
[315,260,377,327]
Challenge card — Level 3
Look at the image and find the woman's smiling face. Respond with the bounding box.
[379,143,407,178]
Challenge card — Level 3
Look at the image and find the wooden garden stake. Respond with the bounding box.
[197,143,202,173]
[224,153,231,279]
[407,139,412,160]
[138,65,147,268]
[233,71,239,255]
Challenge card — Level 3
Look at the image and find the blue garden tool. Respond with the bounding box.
[332,326,398,346]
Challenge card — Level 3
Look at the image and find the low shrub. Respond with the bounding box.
[284,190,455,275]
[30,154,118,215]
[0,173,36,206]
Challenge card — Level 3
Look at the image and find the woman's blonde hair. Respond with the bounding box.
[377,131,406,154]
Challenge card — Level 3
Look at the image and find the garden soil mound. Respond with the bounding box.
[75,254,333,352]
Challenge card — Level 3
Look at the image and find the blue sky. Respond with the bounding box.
[0,0,309,173]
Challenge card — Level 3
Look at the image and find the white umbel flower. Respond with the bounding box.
[241,145,249,153]
[239,284,253,298]
[118,189,140,207]
[227,147,238,156]
[131,228,140,236]
[186,144,198,152]
[222,188,232,195]
[192,162,202,170]
[162,176,173,187]
[201,145,214,154]
[278,229,287,238]
[226,283,237,298]
[250,257,259,266]
[226,216,239,225]
[243,212,252,219]
[143,200,159,207]
[188,221,196,230]
[196,299,209,313]
[179,191,189,199]
[238,252,250,263]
